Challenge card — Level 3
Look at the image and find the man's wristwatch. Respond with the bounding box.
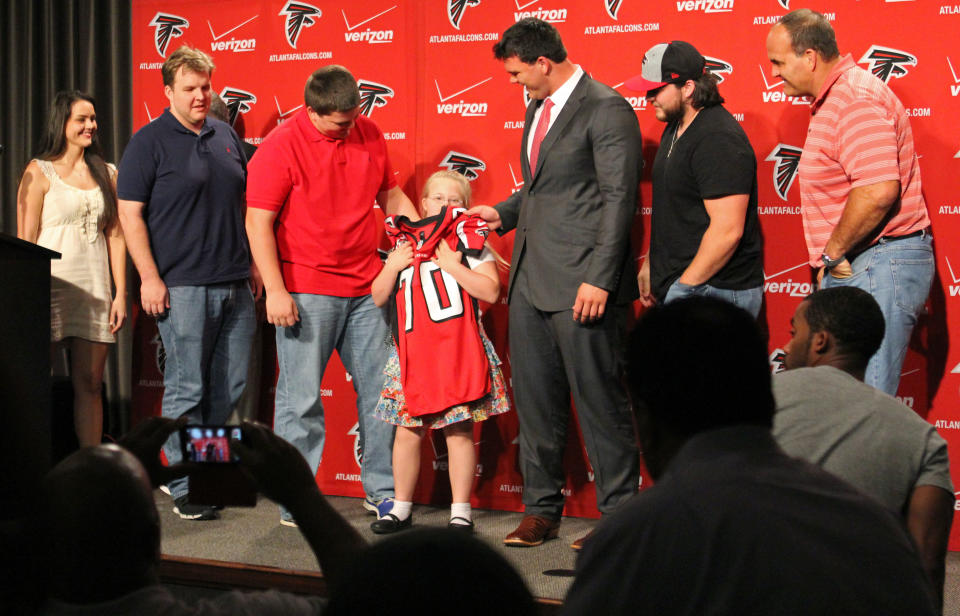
[821,253,846,270]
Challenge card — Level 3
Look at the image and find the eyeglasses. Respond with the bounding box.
[428,195,464,206]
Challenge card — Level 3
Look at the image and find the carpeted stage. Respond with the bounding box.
[157,491,594,606]
[157,490,960,612]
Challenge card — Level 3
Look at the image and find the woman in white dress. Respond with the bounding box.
[17,91,127,447]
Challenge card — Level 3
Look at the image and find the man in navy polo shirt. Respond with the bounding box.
[117,45,257,521]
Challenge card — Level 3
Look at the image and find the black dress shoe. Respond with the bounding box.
[448,517,474,532]
[371,513,412,534]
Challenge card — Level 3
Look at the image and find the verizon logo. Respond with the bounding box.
[676,0,734,13]
[759,65,811,105]
[948,57,960,96]
[944,256,960,296]
[435,77,491,117]
[341,6,396,44]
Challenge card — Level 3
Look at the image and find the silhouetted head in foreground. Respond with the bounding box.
[39,445,161,603]
[627,296,775,478]
[327,527,536,616]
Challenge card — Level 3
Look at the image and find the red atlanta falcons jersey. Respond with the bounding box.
[384,207,491,416]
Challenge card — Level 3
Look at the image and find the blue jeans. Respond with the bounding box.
[821,233,934,396]
[664,280,763,318]
[157,282,256,500]
[274,293,394,501]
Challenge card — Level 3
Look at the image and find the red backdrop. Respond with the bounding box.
[129,0,960,544]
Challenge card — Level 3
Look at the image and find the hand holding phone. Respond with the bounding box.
[179,424,243,463]
[179,424,256,507]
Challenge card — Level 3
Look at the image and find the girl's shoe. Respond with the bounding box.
[448,517,474,532]
[371,513,412,534]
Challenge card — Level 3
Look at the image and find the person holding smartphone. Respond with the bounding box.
[38,417,365,614]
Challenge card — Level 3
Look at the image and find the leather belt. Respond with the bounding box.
[876,227,929,243]
[848,227,930,261]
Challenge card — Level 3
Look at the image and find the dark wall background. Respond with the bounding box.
[0,0,134,456]
[1,4,131,609]
[2,0,132,234]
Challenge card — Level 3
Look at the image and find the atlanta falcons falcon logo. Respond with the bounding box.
[357,80,394,117]
[769,348,786,374]
[151,332,166,375]
[778,0,790,9]
[219,88,257,126]
[605,0,624,20]
[440,151,486,180]
[448,0,481,30]
[150,13,188,59]
[348,422,363,468]
[704,56,733,83]
[765,144,802,201]
[280,1,322,49]
[858,45,917,83]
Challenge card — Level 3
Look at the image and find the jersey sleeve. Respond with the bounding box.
[465,245,495,269]
[453,214,489,257]
[384,215,405,248]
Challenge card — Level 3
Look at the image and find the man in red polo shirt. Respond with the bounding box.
[245,65,418,526]
[766,9,933,396]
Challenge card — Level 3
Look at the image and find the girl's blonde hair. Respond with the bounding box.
[421,170,510,271]
[421,170,472,207]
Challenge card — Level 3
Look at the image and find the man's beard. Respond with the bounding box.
[662,103,685,125]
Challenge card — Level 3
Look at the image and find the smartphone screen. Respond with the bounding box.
[180,425,242,463]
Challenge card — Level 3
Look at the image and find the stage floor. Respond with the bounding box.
[157,490,597,602]
[157,490,960,611]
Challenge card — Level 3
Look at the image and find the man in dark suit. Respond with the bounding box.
[471,18,642,550]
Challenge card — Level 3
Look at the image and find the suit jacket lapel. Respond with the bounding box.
[531,74,590,181]
[521,99,538,180]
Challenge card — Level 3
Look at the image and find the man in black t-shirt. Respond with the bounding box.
[626,41,764,316]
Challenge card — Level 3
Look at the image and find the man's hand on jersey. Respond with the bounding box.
[573,283,609,323]
[432,242,463,273]
[386,241,413,273]
[141,277,170,317]
[466,205,501,231]
[637,258,655,308]
[266,288,300,328]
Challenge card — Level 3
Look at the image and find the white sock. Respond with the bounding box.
[391,500,412,521]
[450,502,472,524]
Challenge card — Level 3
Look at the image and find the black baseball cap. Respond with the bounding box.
[625,41,706,92]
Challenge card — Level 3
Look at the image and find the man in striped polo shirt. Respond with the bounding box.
[766,9,933,396]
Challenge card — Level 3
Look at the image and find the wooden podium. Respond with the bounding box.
[0,232,60,513]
